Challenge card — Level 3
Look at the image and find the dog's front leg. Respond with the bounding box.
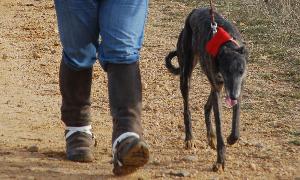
[227,81,244,145]
[227,97,241,145]
[212,90,226,172]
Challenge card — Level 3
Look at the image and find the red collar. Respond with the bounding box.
[205,27,239,57]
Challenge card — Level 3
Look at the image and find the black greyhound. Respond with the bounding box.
[165,8,248,172]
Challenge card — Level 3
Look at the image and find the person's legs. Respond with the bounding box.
[98,0,148,68]
[54,0,99,162]
[98,0,149,175]
[55,0,99,70]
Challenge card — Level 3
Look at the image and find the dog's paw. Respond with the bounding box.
[185,140,196,149]
[227,134,239,145]
[212,162,225,173]
[207,134,217,150]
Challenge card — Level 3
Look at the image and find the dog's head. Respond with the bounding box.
[216,45,248,107]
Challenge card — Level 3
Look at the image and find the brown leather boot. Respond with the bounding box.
[59,61,94,162]
[107,62,149,176]
[65,128,94,162]
[112,134,149,175]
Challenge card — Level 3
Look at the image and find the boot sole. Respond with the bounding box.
[67,147,94,162]
[113,140,149,176]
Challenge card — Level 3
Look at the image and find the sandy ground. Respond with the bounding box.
[0,0,299,179]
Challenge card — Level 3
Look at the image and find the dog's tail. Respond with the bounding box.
[165,50,180,75]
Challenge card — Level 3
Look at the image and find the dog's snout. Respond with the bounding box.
[227,78,242,101]
[229,92,238,100]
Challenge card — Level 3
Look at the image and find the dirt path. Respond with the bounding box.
[0,0,299,179]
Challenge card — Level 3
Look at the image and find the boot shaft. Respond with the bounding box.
[59,61,93,126]
[107,62,143,142]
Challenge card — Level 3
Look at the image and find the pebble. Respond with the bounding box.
[183,155,198,162]
[50,49,56,54]
[42,46,50,51]
[164,156,172,162]
[177,124,184,132]
[270,121,285,128]
[142,82,147,90]
[255,142,264,148]
[155,173,165,178]
[249,163,257,171]
[151,160,160,165]
[287,147,296,153]
[241,140,252,146]
[239,22,246,26]
[33,52,41,59]
[54,42,60,46]
[193,106,201,111]
[28,145,39,152]
[169,170,190,177]
[265,167,273,172]
[239,138,247,145]
[2,53,8,60]
[226,155,233,160]
[143,104,151,110]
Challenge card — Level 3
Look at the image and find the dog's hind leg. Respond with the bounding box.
[179,23,197,149]
[179,45,196,149]
[180,67,194,149]
[204,91,216,149]
[211,90,226,172]
[180,65,195,149]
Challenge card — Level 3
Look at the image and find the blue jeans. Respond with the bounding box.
[54,0,148,70]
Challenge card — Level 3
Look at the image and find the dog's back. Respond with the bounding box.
[165,8,245,78]
[188,8,243,53]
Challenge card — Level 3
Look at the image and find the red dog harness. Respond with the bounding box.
[206,26,239,57]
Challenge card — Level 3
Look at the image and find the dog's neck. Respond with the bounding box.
[221,41,239,49]
[216,41,240,58]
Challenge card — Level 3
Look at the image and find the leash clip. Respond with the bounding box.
[211,22,218,35]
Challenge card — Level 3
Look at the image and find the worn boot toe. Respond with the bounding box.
[66,131,94,162]
[113,136,149,176]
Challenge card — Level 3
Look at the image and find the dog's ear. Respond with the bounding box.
[236,46,246,54]
[222,46,231,54]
